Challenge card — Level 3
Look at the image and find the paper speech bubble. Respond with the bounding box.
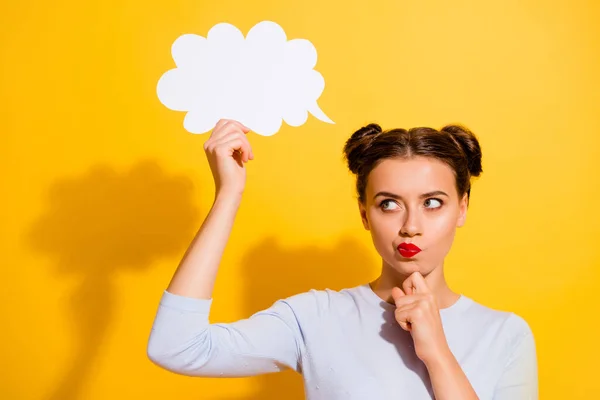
[157,21,334,136]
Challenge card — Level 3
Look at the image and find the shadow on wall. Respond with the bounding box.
[213,236,376,400]
[26,160,200,400]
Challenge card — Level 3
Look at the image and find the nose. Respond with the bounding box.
[400,207,422,237]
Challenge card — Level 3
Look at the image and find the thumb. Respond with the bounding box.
[391,287,405,306]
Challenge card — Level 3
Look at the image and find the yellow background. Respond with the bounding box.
[2,0,599,399]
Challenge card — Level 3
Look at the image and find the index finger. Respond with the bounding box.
[213,119,250,136]
[214,119,231,130]
[406,272,431,294]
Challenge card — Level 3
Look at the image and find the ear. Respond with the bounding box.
[457,193,468,227]
[358,200,370,230]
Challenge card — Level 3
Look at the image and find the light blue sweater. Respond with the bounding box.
[147,284,538,399]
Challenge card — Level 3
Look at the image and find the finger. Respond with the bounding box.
[214,119,231,131]
[395,301,420,312]
[409,272,431,294]
[219,137,252,163]
[211,120,250,140]
[211,135,247,159]
[393,293,421,309]
[239,122,251,133]
[391,287,405,305]
[213,132,253,161]
[212,130,249,146]
[398,321,411,332]
[232,142,250,163]
[402,276,416,296]
[214,118,250,132]
[395,305,416,332]
[223,120,250,133]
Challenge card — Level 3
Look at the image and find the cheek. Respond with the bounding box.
[367,213,398,248]
[426,212,459,250]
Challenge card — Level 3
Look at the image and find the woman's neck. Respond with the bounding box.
[369,261,461,310]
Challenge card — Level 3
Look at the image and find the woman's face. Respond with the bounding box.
[358,156,468,276]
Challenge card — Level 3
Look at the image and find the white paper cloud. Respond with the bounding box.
[157,21,334,136]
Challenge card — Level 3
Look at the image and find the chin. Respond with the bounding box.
[392,257,436,276]
[391,259,422,275]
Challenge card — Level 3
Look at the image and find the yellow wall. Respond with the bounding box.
[2,1,599,399]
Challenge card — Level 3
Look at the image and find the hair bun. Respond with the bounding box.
[441,125,483,177]
[353,123,382,139]
[343,123,383,174]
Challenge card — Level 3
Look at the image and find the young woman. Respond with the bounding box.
[147,119,538,399]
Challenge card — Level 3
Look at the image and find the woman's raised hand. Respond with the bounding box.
[203,119,254,197]
[392,272,452,365]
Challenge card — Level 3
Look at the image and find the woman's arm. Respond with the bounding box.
[147,119,307,377]
[392,272,479,399]
[424,314,537,400]
[166,191,242,299]
[166,119,253,299]
[147,290,304,376]
[424,350,479,400]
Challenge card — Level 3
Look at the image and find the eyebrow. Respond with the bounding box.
[373,190,449,201]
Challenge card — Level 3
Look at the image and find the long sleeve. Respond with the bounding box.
[493,316,539,400]
[147,290,304,377]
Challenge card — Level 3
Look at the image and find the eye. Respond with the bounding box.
[424,198,443,209]
[380,199,400,211]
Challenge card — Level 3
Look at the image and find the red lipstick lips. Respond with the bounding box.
[398,243,421,258]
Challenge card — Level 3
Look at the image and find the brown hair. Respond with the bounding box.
[343,123,483,204]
